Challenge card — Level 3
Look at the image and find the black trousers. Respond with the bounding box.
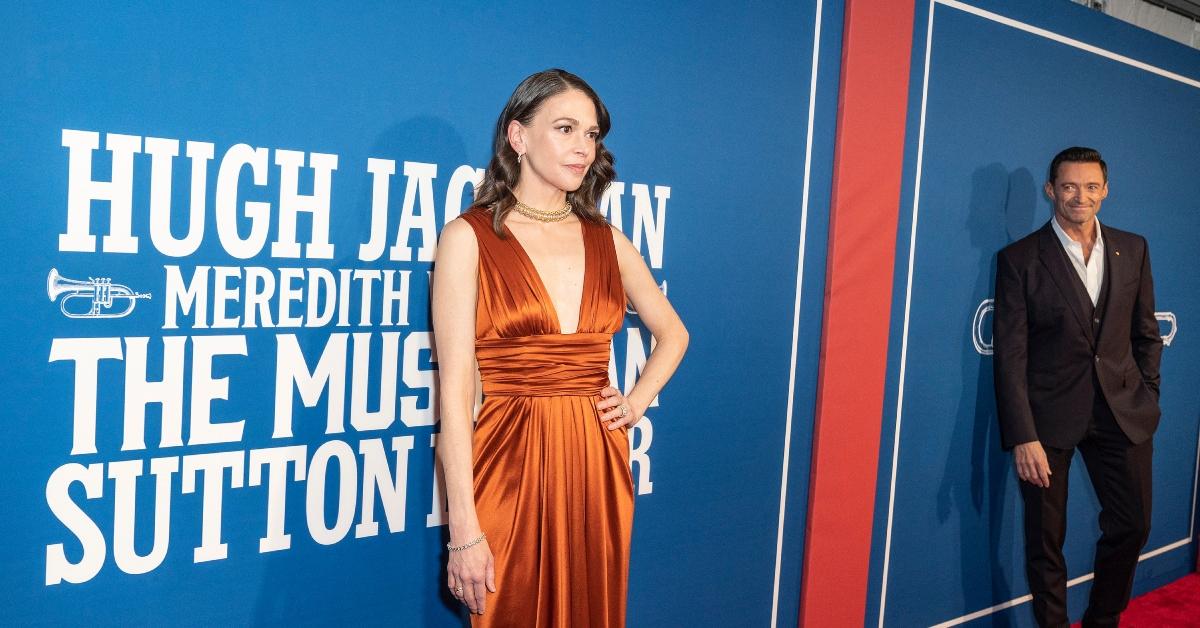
[1019,399,1153,628]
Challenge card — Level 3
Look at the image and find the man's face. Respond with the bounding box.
[1045,161,1108,228]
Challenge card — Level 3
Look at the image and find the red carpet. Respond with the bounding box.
[1104,573,1200,627]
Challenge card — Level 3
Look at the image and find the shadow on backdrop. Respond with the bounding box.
[937,163,1037,625]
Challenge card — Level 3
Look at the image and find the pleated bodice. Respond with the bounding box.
[468,205,624,391]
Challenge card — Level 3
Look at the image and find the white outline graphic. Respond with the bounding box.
[1156,312,1178,346]
[972,298,995,355]
[881,1,1200,626]
[47,268,151,319]
[971,302,1176,355]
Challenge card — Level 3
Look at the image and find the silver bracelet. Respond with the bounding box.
[447,532,486,552]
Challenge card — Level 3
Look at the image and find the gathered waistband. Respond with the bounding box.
[476,333,611,397]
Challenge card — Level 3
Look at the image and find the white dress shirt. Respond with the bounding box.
[1051,216,1105,306]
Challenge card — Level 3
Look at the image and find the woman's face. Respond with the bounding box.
[511,89,599,196]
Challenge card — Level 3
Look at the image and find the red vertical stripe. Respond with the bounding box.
[800,0,917,625]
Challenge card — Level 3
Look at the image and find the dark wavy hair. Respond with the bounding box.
[473,69,616,236]
[1047,146,1107,183]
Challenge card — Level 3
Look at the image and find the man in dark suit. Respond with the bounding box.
[994,147,1162,628]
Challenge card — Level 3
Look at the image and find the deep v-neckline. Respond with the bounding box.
[502,218,590,335]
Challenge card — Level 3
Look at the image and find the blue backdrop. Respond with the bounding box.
[0,2,838,626]
[868,1,1200,626]
[17,2,1195,626]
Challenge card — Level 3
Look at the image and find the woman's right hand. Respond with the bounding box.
[447,537,496,615]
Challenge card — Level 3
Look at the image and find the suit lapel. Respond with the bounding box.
[1037,222,1095,348]
[1099,224,1123,331]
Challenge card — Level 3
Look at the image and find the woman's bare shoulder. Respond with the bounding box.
[437,216,480,258]
[607,223,639,257]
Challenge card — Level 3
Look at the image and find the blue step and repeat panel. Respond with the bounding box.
[869,1,1200,626]
[0,2,839,626]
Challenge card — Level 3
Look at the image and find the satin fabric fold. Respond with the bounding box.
[476,333,612,397]
[461,209,632,628]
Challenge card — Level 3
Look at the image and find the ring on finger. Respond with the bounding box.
[619,404,629,418]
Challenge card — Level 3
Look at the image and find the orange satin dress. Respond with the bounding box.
[462,208,634,628]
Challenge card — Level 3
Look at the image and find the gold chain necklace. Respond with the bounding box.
[513,200,573,223]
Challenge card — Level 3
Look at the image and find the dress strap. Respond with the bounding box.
[578,217,625,333]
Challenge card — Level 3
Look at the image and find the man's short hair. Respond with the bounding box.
[1048,147,1107,184]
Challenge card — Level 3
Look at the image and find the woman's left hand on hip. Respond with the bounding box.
[597,386,640,430]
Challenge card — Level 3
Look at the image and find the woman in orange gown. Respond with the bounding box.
[432,69,688,627]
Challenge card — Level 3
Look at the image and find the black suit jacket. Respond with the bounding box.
[993,221,1162,449]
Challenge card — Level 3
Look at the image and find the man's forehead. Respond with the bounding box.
[1057,162,1105,182]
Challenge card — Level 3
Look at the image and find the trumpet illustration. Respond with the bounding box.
[47,268,151,319]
